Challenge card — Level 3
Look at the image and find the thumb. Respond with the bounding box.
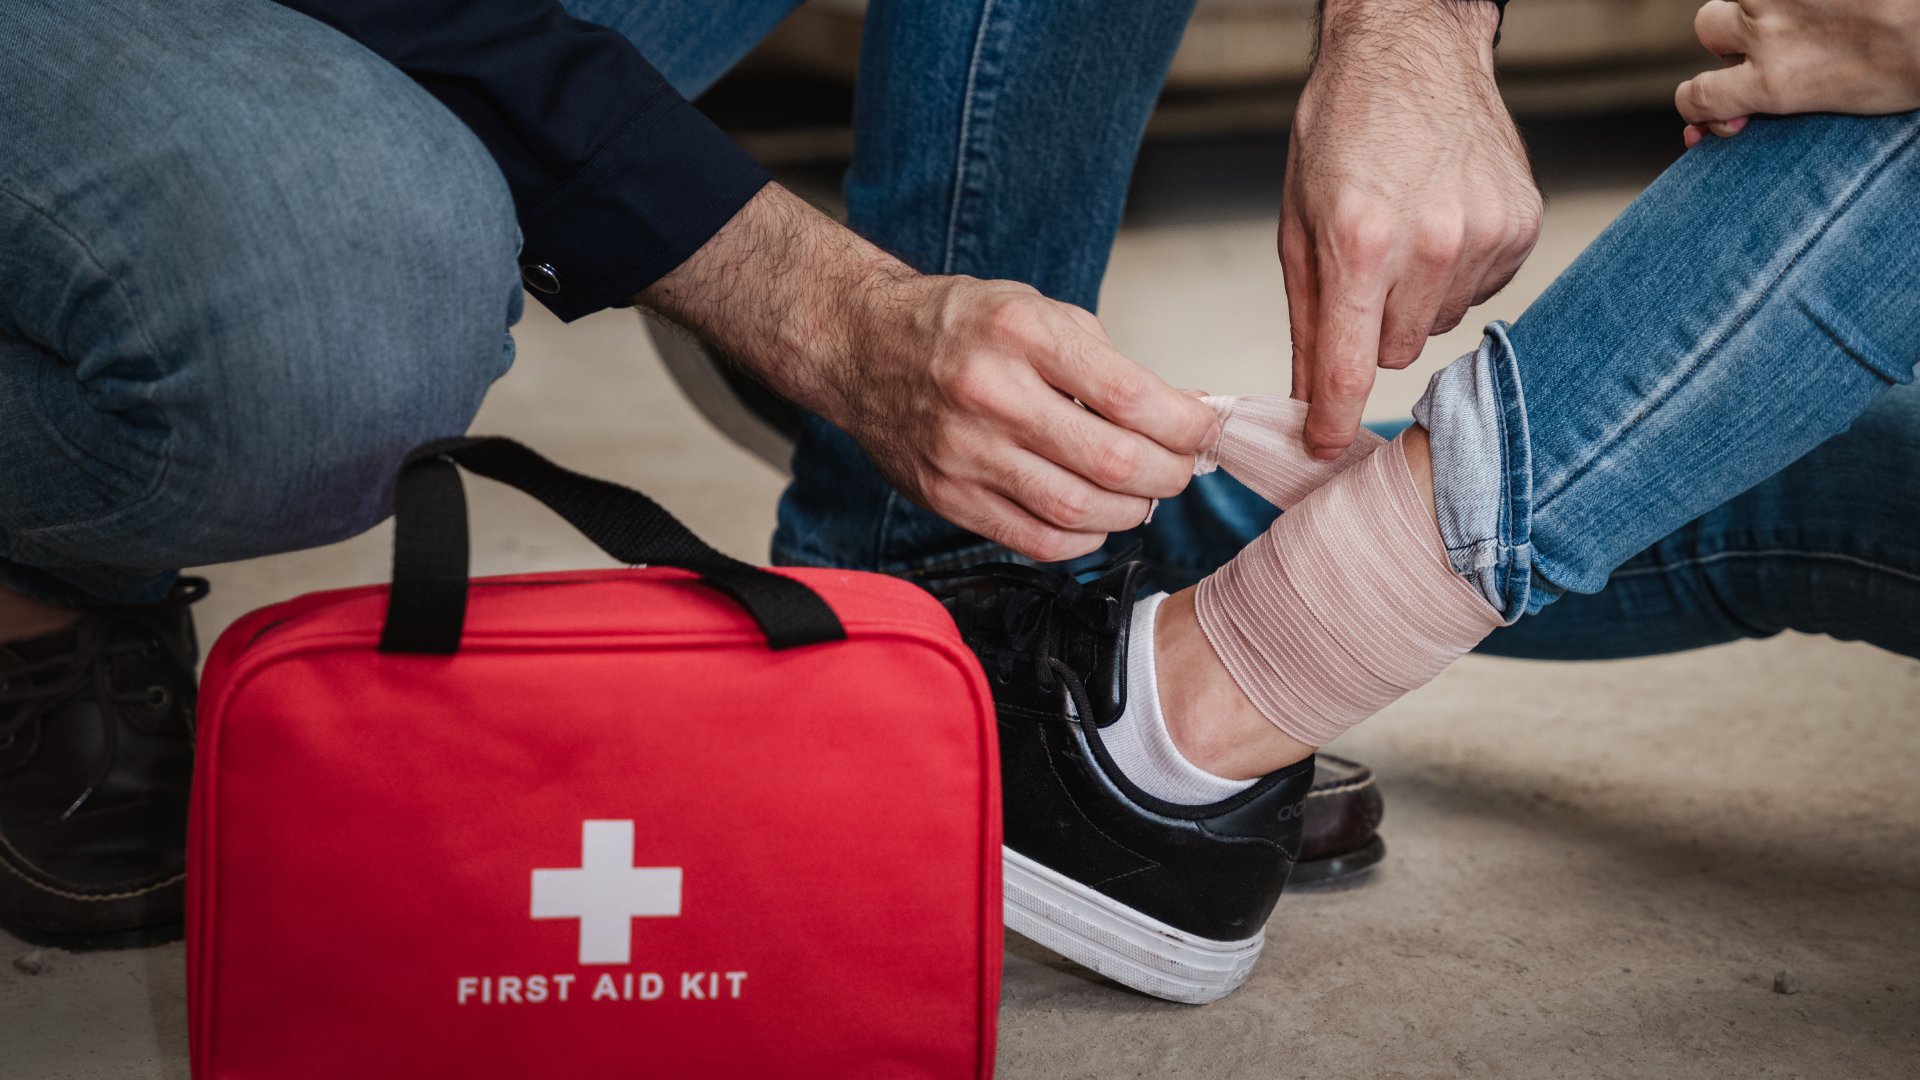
[1676,64,1766,125]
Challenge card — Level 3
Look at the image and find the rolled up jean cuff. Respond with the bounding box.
[1412,321,1544,624]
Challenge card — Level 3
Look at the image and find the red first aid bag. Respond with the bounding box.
[187,438,1001,1078]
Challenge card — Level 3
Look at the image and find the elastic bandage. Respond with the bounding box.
[1193,397,1501,747]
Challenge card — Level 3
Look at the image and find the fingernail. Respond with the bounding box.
[1311,446,1344,461]
[1204,420,1223,447]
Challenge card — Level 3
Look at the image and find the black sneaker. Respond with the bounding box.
[0,579,204,950]
[923,558,1331,1003]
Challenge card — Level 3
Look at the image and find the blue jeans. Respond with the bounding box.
[4,0,1916,668]
[629,4,1920,665]
[0,0,1181,607]
[756,19,1918,665]
[0,0,523,607]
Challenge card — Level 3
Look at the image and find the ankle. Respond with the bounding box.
[1153,588,1316,781]
[1399,422,1437,521]
[0,586,83,644]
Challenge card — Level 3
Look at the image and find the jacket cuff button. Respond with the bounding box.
[520,262,562,294]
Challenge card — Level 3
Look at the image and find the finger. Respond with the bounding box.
[1428,259,1482,338]
[946,484,1106,564]
[1379,279,1449,369]
[1693,0,1750,58]
[1034,332,1220,456]
[1461,228,1531,311]
[1306,247,1390,456]
[1019,392,1193,500]
[1676,63,1768,124]
[1708,115,1750,137]
[1684,123,1706,148]
[1061,303,1115,345]
[982,446,1156,536]
[1469,195,1543,313]
[1376,225,1458,368]
[1280,215,1318,402]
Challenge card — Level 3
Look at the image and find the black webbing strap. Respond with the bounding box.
[379,437,846,655]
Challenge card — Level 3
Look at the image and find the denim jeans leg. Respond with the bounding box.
[0,0,523,606]
[1417,112,1920,623]
[774,0,1205,573]
[1480,378,1920,661]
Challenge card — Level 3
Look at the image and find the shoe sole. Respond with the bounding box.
[1287,835,1387,888]
[1002,846,1264,1005]
[0,917,183,952]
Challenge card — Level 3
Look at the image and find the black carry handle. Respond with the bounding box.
[379,437,846,655]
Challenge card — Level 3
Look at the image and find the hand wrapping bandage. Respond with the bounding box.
[1192,396,1501,747]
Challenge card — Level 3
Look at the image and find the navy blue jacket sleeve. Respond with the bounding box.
[279,0,771,322]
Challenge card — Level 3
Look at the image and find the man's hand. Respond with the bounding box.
[1678,0,1920,147]
[641,184,1219,562]
[1282,0,1541,457]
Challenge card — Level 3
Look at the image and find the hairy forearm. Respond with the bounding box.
[1307,0,1514,162]
[635,183,913,427]
[1316,0,1500,70]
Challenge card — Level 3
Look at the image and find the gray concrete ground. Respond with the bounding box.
[4,116,1917,1078]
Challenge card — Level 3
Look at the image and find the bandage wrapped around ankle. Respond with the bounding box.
[1194,401,1501,747]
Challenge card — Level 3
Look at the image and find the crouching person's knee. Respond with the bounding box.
[80,181,519,573]
[129,193,519,571]
[0,8,523,594]
[175,298,517,567]
[4,301,513,601]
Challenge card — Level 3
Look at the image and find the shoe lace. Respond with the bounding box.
[0,577,207,818]
[918,551,1134,724]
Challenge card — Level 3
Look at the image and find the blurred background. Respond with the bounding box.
[710,0,1703,161]
[5,5,1916,1078]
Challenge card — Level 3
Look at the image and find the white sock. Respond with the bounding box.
[1099,591,1258,806]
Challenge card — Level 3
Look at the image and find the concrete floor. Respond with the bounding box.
[4,115,1917,1078]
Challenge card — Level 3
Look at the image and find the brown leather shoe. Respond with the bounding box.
[1290,754,1385,885]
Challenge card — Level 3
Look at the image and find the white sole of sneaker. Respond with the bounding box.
[1001,846,1265,1005]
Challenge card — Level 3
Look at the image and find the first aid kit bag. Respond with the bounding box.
[187,437,1002,1078]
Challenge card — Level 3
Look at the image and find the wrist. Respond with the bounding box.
[638,184,914,428]
[796,253,922,431]
[1318,0,1499,74]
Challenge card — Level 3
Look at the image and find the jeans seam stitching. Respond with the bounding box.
[0,187,179,544]
[942,0,1001,273]
[1534,119,1920,517]
[1610,548,1920,586]
[1491,331,1517,603]
[1489,322,1532,618]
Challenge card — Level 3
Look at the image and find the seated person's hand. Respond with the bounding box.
[1678,0,1920,146]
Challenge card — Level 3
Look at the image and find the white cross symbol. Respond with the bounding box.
[531,820,682,966]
